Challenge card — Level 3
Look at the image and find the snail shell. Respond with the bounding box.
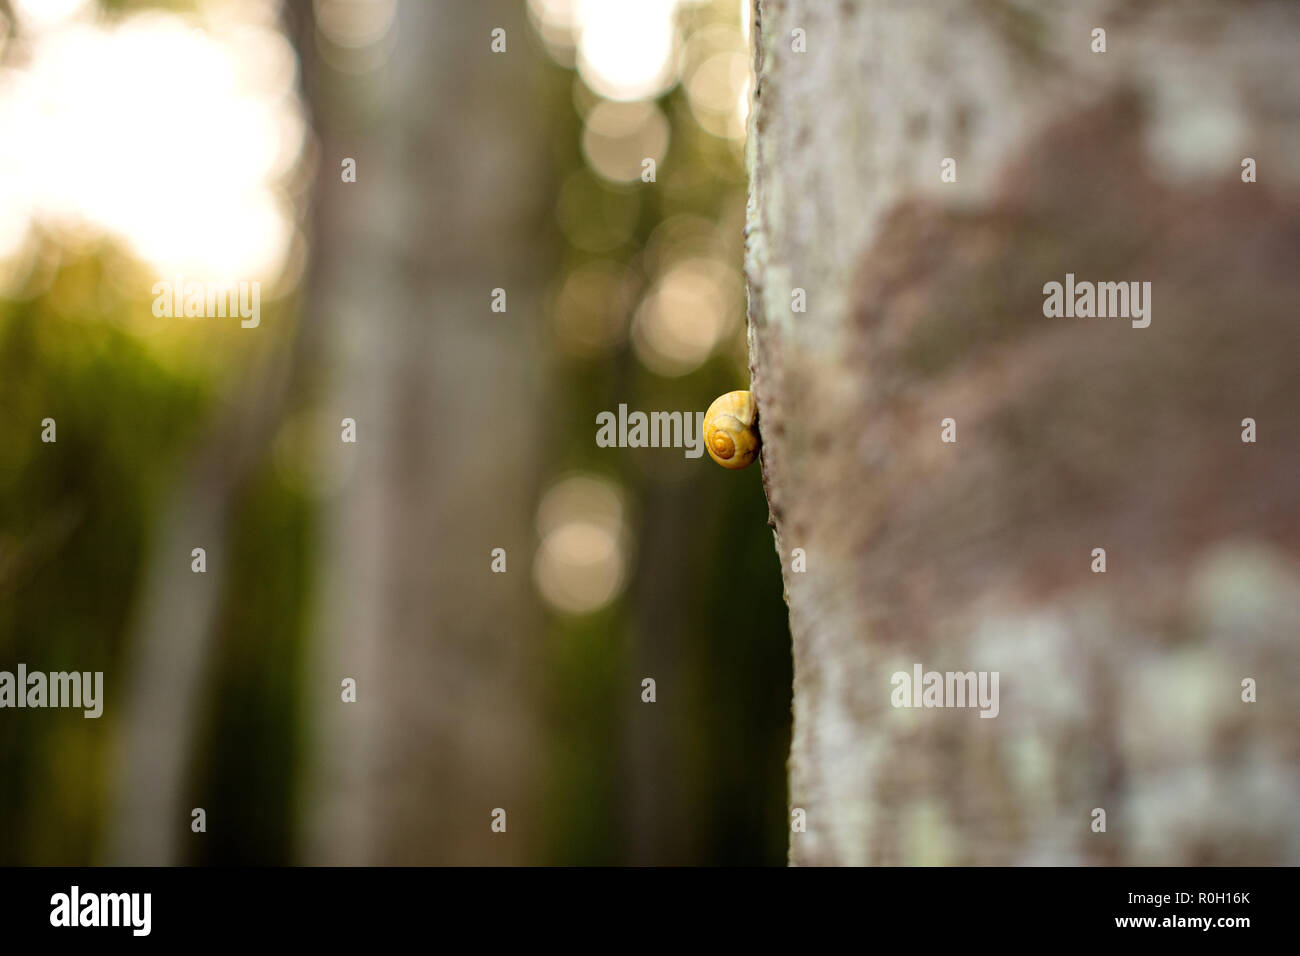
[704,390,760,470]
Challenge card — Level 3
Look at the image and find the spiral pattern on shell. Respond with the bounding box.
[703,390,760,470]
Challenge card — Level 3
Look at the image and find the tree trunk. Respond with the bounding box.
[746,0,1300,865]
[298,0,548,864]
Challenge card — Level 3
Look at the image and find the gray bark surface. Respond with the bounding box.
[745,0,1300,865]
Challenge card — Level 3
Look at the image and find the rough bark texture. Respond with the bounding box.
[746,0,1300,865]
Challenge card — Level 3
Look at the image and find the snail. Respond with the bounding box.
[704,390,760,470]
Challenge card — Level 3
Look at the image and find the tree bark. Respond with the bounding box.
[746,0,1300,865]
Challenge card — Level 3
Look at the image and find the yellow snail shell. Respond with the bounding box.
[704,390,760,470]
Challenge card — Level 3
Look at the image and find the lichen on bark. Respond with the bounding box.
[745,0,1300,865]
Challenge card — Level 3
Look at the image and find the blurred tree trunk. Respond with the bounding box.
[746,0,1300,865]
[295,0,548,863]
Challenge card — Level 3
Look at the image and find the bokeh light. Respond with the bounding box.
[314,0,396,49]
[527,0,581,64]
[312,0,396,74]
[681,22,750,140]
[581,99,670,184]
[534,474,630,615]
[575,0,679,102]
[631,255,740,376]
[0,3,305,293]
[10,0,92,33]
[530,0,695,103]
[549,259,637,358]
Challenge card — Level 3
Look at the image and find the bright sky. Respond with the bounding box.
[0,0,744,295]
[0,0,305,288]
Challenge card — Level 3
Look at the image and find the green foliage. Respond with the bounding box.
[0,252,212,862]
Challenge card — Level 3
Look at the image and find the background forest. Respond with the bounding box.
[0,0,792,865]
